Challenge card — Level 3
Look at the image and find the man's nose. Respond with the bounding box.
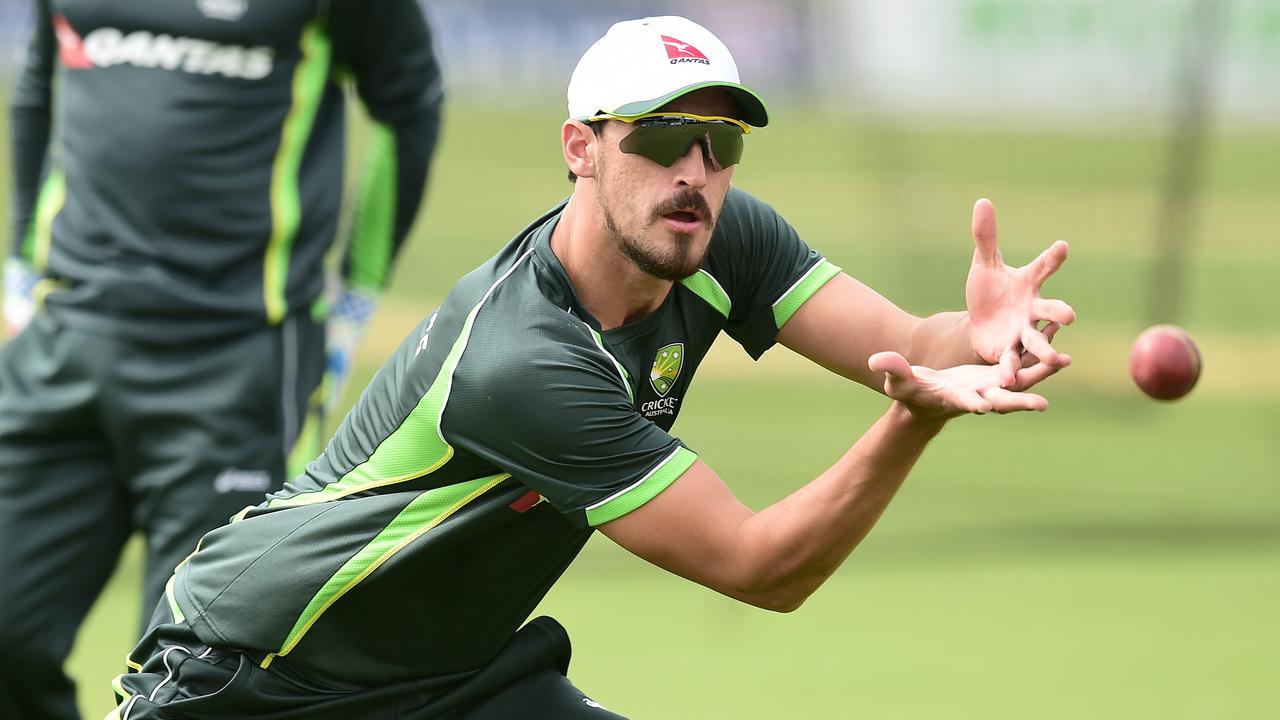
[672,135,713,187]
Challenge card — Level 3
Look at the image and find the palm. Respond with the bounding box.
[965,199,1074,381]
[868,351,1052,417]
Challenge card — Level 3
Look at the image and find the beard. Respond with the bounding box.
[600,187,716,281]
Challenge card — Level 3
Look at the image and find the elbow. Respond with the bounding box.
[725,546,828,613]
[735,578,816,614]
[760,593,807,614]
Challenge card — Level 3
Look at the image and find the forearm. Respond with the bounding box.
[777,276,985,390]
[329,112,437,407]
[907,311,983,369]
[343,102,440,284]
[730,402,945,610]
[335,0,443,290]
[388,101,441,245]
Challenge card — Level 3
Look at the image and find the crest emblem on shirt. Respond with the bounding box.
[198,0,248,22]
[649,343,683,397]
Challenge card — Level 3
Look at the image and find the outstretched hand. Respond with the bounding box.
[966,199,1075,386]
[868,351,1058,417]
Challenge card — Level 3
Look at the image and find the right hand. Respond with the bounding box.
[4,258,40,337]
[868,350,1059,417]
[964,198,1075,385]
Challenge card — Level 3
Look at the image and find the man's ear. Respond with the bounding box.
[562,120,597,179]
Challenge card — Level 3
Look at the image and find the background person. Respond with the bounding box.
[0,1,444,718]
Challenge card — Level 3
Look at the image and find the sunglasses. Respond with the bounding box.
[586,112,750,171]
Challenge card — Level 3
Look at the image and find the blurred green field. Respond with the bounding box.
[8,100,1277,718]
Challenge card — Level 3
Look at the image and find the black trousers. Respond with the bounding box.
[0,311,324,720]
[112,615,627,719]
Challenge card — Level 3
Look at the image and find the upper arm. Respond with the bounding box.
[11,0,55,256]
[12,1,54,119]
[709,190,846,359]
[330,0,444,125]
[776,272,923,389]
[15,0,54,101]
[597,459,762,603]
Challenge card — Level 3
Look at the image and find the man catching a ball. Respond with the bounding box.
[110,16,1074,719]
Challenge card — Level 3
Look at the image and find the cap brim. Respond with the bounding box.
[607,81,769,128]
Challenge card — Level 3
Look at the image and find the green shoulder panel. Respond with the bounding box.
[772,259,841,329]
[585,446,698,527]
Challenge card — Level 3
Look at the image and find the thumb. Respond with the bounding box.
[971,198,999,266]
[868,351,912,379]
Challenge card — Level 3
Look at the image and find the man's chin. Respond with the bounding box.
[621,225,713,280]
[670,234,713,279]
[646,252,706,282]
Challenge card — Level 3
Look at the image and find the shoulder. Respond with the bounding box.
[463,300,627,402]
[437,251,628,402]
[442,304,638,460]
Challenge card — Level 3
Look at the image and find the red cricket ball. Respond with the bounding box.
[1128,324,1202,401]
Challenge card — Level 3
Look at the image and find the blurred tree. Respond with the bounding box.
[1150,0,1223,325]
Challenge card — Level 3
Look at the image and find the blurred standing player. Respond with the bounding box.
[1,1,443,718]
[109,16,1075,720]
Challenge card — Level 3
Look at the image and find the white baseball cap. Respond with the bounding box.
[567,16,769,127]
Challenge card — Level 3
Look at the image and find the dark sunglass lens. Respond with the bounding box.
[619,122,745,168]
[619,124,697,167]
[707,126,744,167]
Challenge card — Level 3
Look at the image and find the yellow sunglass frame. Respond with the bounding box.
[584,112,751,170]
[583,112,752,135]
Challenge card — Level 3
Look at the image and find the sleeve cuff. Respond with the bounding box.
[771,259,841,329]
[585,446,698,527]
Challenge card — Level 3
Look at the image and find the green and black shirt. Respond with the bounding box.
[9,0,443,342]
[164,188,841,685]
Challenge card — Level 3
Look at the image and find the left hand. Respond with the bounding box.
[868,351,1054,417]
[324,285,379,413]
[965,198,1075,386]
[287,284,378,479]
[4,257,40,338]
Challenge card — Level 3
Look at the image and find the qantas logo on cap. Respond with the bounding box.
[50,13,273,80]
[661,35,710,65]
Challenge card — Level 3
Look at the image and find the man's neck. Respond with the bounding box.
[551,194,672,331]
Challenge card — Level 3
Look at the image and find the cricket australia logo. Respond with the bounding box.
[649,343,683,397]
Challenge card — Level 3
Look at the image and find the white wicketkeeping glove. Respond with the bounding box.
[4,257,40,337]
[324,284,379,413]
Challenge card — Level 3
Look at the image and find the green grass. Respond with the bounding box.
[11,100,1276,718]
[548,374,1280,718]
[74,373,1280,718]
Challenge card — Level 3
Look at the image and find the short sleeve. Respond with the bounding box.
[704,189,840,359]
[443,317,698,528]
